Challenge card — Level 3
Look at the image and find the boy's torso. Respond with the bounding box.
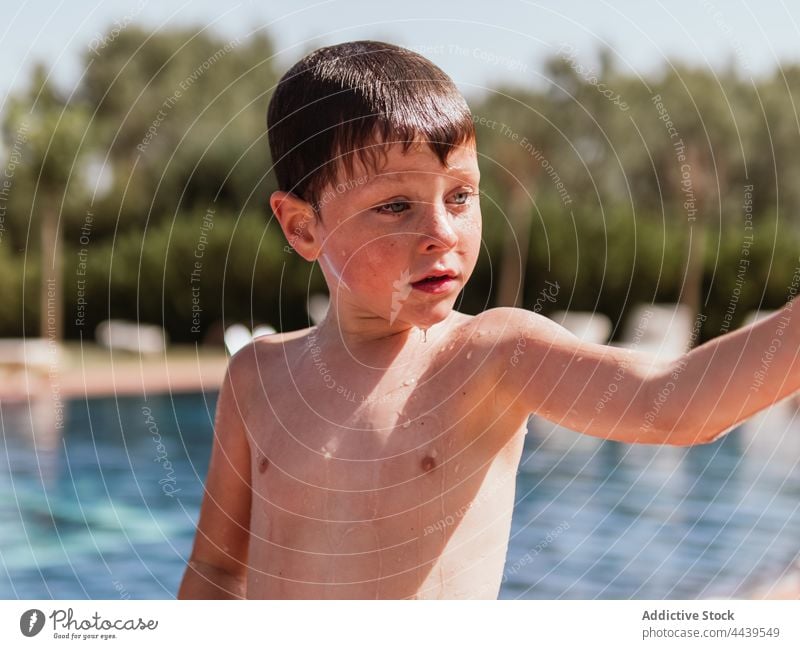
[240,312,528,599]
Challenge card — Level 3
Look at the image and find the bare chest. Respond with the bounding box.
[242,360,526,597]
[250,387,474,491]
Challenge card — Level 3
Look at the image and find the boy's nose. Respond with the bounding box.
[419,204,458,252]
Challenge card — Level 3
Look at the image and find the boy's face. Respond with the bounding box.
[315,138,482,331]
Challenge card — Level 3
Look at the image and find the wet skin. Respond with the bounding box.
[179,138,691,599]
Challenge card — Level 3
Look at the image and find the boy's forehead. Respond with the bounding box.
[347,140,479,185]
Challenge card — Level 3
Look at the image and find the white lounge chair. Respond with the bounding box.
[0,338,56,369]
[614,303,695,362]
[548,310,612,344]
[224,323,277,355]
[95,320,167,354]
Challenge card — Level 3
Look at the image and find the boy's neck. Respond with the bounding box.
[313,302,455,356]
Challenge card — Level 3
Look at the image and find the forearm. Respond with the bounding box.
[650,295,800,444]
[178,559,247,599]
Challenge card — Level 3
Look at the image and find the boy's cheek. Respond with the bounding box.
[457,213,482,241]
[351,236,402,266]
[339,243,406,289]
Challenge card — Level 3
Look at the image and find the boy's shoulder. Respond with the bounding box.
[449,307,552,340]
[470,306,557,342]
[466,306,579,370]
[221,307,559,379]
[224,326,315,381]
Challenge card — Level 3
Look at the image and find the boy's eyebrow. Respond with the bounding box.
[367,172,413,184]
[366,170,480,184]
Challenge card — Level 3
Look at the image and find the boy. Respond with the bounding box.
[178,40,800,599]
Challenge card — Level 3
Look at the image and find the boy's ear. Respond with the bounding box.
[269,191,322,261]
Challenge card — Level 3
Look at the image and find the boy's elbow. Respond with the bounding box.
[687,421,741,446]
[668,426,716,447]
[657,416,729,447]
[632,395,711,447]
[638,359,715,446]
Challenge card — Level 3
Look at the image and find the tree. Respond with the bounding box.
[2,64,90,341]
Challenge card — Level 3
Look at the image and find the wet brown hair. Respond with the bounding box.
[267,40,475,212]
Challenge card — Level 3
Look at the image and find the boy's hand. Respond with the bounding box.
[178,346,254,599]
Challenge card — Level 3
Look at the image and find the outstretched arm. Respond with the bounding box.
[490,298,800,446]
[645,296,800,444]
[492,307,672,444]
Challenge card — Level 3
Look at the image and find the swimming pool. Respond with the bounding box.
[1,392,798,599]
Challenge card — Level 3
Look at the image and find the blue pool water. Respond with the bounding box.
[1,392,799,599]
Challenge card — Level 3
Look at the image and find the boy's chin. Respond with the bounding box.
[395,302,455,330]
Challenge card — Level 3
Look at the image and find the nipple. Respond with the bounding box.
[421,455,437,471]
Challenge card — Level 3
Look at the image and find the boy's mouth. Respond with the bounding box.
[410,270,458,294]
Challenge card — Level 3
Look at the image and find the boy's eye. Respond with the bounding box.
[375,201,410,215]
[372,191,477,215]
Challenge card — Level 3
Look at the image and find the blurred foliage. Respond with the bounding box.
[1,28,800,343]
[61,211,296,339]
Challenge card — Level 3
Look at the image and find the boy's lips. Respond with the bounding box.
[410,268,457,283]
[410,269,459,293]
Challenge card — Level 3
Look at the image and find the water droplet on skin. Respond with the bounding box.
[466,351,473,359]
[455,464,460,473]
[402,420,411,428]
[576,356,583,362]
[421,328,428,343]
[402,378,416,386]
[448,343,455,350]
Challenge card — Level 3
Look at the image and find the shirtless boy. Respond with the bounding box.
[179,40,800,599]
